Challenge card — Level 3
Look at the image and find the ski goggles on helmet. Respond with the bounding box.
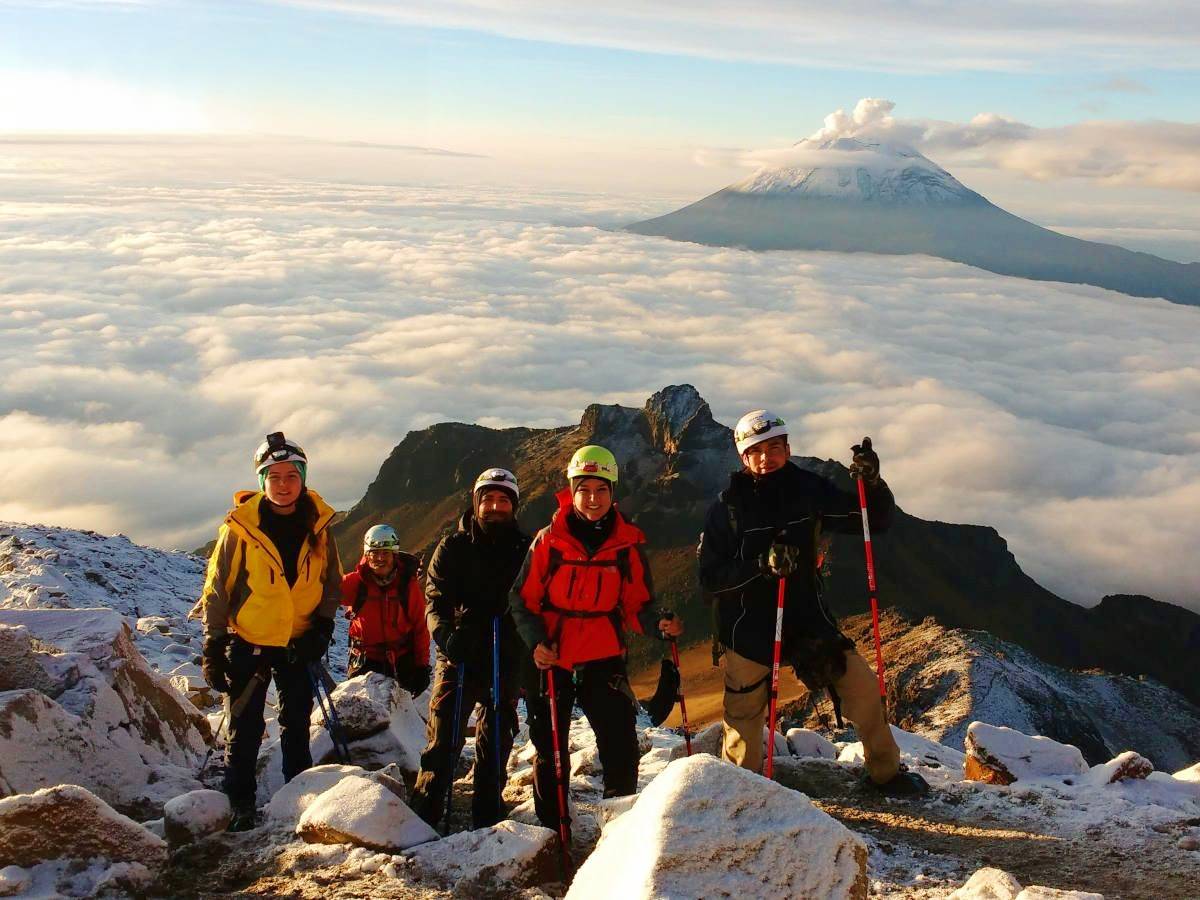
[254,431,308,474]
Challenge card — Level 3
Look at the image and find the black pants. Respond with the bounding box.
[527,655,639,830]
[347,643,421,690]
[222,638,314,812]
[409,657,523,829]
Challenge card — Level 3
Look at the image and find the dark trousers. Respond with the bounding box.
[222,638,314,811]
[347,643,420,689]
[409,658,521,829]
[527,655,639,830]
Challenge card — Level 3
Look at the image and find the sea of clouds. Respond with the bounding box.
[1,159,1197,610]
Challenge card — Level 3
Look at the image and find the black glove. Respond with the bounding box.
[760,542,800,578]
[201,635,230,694]
[443,625,480,665]
[849,436,881,485]
[404,665,432,697]
[292,617,334,663]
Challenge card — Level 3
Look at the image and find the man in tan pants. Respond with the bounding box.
[697,409,926,795]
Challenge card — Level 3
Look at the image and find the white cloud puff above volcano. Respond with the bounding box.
[0,166,1198,611]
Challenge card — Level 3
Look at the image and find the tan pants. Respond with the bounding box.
[721,646,900,783]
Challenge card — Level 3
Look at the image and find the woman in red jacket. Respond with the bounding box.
[509,445,683,831]
[340,525,431,697]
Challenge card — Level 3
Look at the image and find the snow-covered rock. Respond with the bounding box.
[163,789,231,844]
[568,754,867,899]
[0,866,31,897]
[0,607,209,817]
[839,724,967,774]
[1085,751,1153,786]
[0,625,56,694]
[265,764,366,828]
[787,727,838,759]
[964,722,1088,785]
[313,672,396,742]
[949,867,1104,900]
[406,820,557,891]
[1173,762,1200,782]
[668,720,723,760]
[949,866,1023,899]
[0,784,167,870]
[296,775,437,852]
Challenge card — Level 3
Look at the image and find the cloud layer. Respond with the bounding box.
[1,160,1198,611]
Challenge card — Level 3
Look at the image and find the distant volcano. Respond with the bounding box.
[626,137,1200,306]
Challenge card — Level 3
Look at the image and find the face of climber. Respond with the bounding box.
[366,550,396,578]
[742,436,790,477]
[572,478,613,522]
[263,462,303,510]
[476,489,514,526]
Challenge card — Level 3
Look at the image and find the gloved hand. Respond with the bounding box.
[760,542,800,578]
[201,635,230,694]
[849,436,881,485]
[443,625,480,665]
[404,665,432,697]
[292,617,334,663]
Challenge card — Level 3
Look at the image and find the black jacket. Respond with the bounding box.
[425,509,532,681]
[697,461,894,667]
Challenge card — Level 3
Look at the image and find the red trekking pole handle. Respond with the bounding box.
[856,477,887,711]
[764,575,786,780]
[669,639,692,757]
[545,668,572,876]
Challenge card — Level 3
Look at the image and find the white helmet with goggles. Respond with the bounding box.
[733,410,788,455]
[473,467,520,501]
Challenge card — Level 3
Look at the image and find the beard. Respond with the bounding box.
[477,511,515,533]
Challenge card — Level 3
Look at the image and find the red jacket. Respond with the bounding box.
[510,489,656,669]
[340,554,430,667]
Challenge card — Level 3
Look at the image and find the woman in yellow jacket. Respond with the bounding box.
[199,432,343,831]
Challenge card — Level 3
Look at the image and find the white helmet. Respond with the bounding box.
[473,467,519,501]
[363,524,401,553]
[733,409,788,455]
[254,431,307,475]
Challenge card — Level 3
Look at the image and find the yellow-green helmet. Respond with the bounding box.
[567,445,618,485]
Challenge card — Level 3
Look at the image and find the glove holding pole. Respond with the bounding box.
[850,437,887,713]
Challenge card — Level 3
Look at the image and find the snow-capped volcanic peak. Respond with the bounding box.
[732,136,979,205]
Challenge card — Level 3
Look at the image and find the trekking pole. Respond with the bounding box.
[492,617,503,812]
[308,663,352,764]
[669,639,692,757]
[442,662,466,836]
[856,477,888,714]
[545,667,573,877]
[764,575,786,780]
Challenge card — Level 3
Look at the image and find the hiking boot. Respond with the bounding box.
[861,765,930,798]
[226,806,258,832]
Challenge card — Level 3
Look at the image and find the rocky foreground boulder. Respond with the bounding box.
[296,775,437,853]
[0,609,209,818]
[407,820,558,892]
[567,754,868,899]
[0,784,166,869]
[965,722,1089,785]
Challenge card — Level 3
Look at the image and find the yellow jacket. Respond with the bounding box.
[198,489,343,647]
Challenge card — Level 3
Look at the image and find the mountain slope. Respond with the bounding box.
[625,138,1200,306]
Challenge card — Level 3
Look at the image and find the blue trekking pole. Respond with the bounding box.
[308,662,351,764]
[443,662,466,836]
[492,616,503,811]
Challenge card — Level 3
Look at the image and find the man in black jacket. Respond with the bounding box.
[699,409,926,795]
[409,468,534,829]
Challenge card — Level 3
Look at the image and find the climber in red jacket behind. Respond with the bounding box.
[340,524,431,696]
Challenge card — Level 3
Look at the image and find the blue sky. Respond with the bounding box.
[4,0,1198,146]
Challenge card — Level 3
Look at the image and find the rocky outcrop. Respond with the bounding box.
[0,784,166,869]
[567,754,868,899]
[0,608,208,818]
